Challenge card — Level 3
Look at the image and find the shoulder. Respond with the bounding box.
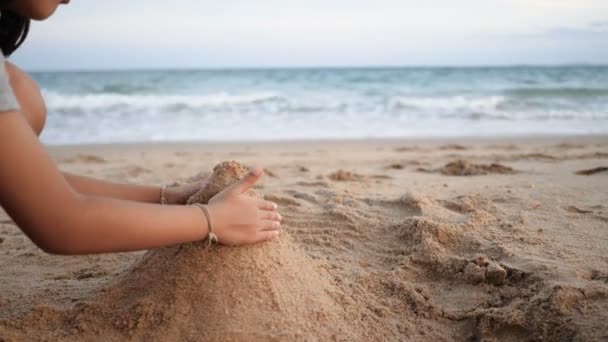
[4,60,39,90]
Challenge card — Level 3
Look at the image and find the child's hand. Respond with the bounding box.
[165,179,209,205]
[206,167,281,245]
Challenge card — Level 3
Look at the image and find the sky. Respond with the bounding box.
[11,0,608,70]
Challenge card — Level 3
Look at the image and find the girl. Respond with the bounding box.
[0,0,282,254]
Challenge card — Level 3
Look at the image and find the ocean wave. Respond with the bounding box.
[42,89,608,122]
[389,95,507,112]
[31,66,608,144]
[388,95,608,120]
[41,90,284,113]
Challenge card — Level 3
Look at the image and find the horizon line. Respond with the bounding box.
[22,63,608,73]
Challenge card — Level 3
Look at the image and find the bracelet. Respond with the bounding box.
[160,185,168,205]
[193,203,219,246]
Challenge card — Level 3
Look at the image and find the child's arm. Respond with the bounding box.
[62,172,203,205]
[62,172,166,203]
[0,112,281,254]
[5,61,204,205]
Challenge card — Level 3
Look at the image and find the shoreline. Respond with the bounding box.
[45,133,608,151]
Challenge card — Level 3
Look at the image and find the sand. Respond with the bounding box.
[0,136,607,341]
[186,161,260,204]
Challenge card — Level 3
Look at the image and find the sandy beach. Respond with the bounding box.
[0,135,607,341]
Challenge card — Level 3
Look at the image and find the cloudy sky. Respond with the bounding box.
[12,0,608,70]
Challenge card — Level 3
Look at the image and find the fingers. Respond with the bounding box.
[260,211,282,221]
[260,220,281,231]
[226,167,263,195]
[255,230,280,243]
[257,199,278,211]
[254,219,281,243]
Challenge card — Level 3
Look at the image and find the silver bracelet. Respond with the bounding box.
[160,185,169,205]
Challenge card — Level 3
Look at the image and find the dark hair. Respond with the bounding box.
[0,10,30,56]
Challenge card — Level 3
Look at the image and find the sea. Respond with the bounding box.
[31,66,608,145]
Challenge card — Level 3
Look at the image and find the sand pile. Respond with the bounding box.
[5,237,360,341]
[1,161,361,341]
[66,233,359,341]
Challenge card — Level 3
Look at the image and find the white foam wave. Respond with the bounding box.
[389,95,508,112]
[41,90,283,112]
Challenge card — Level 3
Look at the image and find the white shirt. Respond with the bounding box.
[0,54,20,112]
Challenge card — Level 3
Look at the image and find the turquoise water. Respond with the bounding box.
[32,66,608,144]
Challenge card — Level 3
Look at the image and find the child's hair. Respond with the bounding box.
[0,9,30,56]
